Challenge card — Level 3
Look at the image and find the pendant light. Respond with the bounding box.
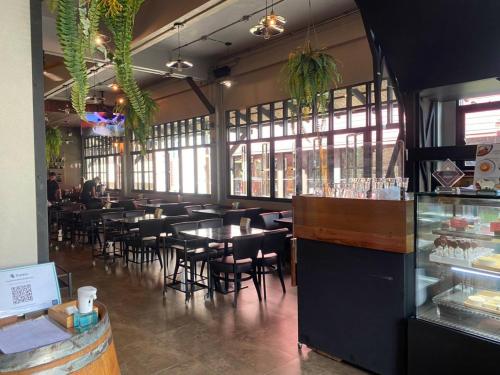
[166,22,193,71]
[250,0,286,40]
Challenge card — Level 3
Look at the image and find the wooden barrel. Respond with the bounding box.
[0,302,120,374]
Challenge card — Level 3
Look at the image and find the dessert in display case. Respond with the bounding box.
[410,193,500,374]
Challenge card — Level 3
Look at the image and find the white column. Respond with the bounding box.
[0,0,46,268]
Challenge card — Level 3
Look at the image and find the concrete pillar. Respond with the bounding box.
[0,0,47,267]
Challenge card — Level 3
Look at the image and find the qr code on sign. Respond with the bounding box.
[11,284,33,304]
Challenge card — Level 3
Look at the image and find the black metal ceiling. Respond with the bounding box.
[355,0,500,93]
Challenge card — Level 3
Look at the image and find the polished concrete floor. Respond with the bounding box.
[51,243,367,375]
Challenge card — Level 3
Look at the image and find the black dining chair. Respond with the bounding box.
[257,228,288,299]
[223,209,246,225]
[243,208,263,228]
[79,209,104,248]
[259,212,281,230]
[118,200,137,211]
[170,221,214,286]
[97,211,125,268]
[125,218,164,271]
[209,233,264,307]
[161,203,186,216]
[163,236,209,303]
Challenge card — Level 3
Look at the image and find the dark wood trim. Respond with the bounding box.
[185,77,215,114]
[408,145,477,162]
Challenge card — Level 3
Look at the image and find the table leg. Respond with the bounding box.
[291,237,297,287]
[224,240,229,292]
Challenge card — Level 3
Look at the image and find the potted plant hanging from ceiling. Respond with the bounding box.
[281,0,342,196]
[282,0,342,116]
[46,126,63,165]
[49,0,157,154]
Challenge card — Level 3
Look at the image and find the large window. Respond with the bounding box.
[83,136,123,190]
[226,80,400,200]
[458,96,500,145]
[131,115,212,194]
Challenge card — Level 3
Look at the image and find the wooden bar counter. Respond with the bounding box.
[294,196,415,375]
[293,195,414,253]
[0,303,120,374]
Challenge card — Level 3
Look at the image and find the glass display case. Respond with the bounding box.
[416,193,500,342]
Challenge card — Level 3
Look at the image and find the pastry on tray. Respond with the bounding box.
[490,222,500,236]
[450,217,468,231]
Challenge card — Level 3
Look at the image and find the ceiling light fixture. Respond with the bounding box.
[94,34,110,46]
[108,83,119,91]
[220,80,234,88]
[166,22,193,71]
[250,0,286,40]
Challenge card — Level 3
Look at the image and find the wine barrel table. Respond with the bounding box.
[0,302,120,374]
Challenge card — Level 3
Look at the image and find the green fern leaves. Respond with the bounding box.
[51,0,157,153]
[283,40,342,115]
[46,127,63,164]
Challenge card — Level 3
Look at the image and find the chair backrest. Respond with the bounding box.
[198,218,223,229]
[243,208,263,228]
[118,200,136,211]
[184,205,203,217]
[232,233,264,261]
[259,212,280,230]
[261,228,288,255]
[161,203,186,216]
[138,219,165,238]
[124,210,146,218]
[223,209,246,225]
[279,210,292,218]
[171,221,199,238]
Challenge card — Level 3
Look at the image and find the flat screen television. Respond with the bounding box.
[81,112,125,137]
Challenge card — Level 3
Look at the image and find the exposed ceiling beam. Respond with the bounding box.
[45,99,113,113]
[43,0,240,100]
[185,77,215,114]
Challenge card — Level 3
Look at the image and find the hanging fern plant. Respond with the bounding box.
[105,0,158,153]
[50,0,157,154]
[282,40,341,115]
[46,127,63,164]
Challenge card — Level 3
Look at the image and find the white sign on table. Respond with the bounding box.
[0,262,61,318]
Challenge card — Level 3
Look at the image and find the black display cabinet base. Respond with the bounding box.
[297,239,414,375]
[408,317,500,375]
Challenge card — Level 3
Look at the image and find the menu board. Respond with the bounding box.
[474,144,500,190]
[0,263,61,318]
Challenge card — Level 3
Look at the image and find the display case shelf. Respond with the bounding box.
[431,229,495,242]
[416,193,500,344]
